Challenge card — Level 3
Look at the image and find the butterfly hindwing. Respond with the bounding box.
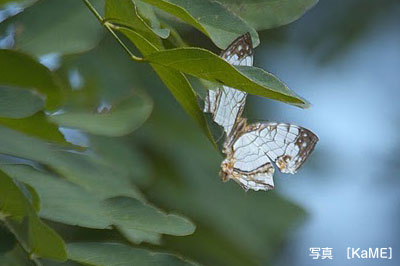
[222,122,318,191]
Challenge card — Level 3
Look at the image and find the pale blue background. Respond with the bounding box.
[250,1,400,265]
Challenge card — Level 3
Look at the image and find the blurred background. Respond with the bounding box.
[1,0,399,265]
[253,0,400,265]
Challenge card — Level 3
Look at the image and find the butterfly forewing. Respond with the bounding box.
[204,33,253,136]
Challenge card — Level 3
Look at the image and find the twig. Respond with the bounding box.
[81,0,144,62]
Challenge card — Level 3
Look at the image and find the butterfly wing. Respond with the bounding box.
[223,122,318,191]
[252,122,319,174]
[204,33,253,136]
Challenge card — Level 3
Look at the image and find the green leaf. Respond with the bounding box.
[105,0,164,48]
[49,94,153,137]
[0,112,69,145]
[136,0,170,39]
[0,85,44,118]
[160,20,188,48]
[90,136,152,186]
[0,170,26,219]
[0,0,36,8]
[0,164,111,229]
[0,125,142,199]
[140,0,259,49]
[0,50,63,110]
[1,164,192,245]
[145,47,309,107]
[0,170,67,261]
[46,151,144,201]
[0,0,103,56]
[117,227,161,245]
[55,35,149,107]
[0,245,32,266]
[103,196,195,236]
[24,183,41,212]
[67,242,196,266]
[115,27,216,146]
[218,0,319,31]
[27,215,66,261]
[40,259,85,266]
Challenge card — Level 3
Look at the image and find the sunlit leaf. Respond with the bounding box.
[218,0,318,30]
[0,49,63,109]
[67,242,196,266]
[145,47,309,107]
[140,0,259,49]
[50,94,153,137]
[0,0,103,56]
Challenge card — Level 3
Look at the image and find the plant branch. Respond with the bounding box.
[2,219,42,266]
[81,0,144,62]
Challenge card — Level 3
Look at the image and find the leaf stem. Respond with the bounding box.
[31,257,43,266]
[81,0,144,62]
[2,219,42,266]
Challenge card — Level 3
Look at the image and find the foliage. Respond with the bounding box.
[0,0,316,265]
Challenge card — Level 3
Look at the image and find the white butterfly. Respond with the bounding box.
[204,33,318,191]
[204,33,252,136]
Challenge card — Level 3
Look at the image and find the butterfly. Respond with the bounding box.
[204,33,318,191]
